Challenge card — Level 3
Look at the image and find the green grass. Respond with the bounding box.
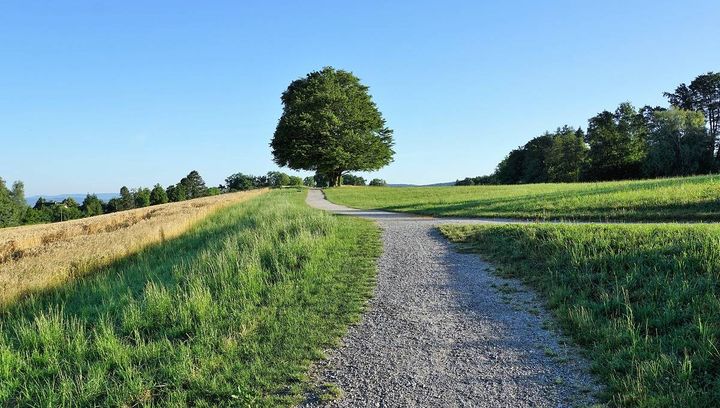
[0,189,380,406]
[324,174,720,222]
[440,223,720,407]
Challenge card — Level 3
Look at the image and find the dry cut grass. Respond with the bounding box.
[0,189,267,306]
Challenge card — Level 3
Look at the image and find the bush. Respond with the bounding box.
[455,175,497,186]
[288,176,303,186]
[342,174,366,186]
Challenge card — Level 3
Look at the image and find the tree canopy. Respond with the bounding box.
[2,169,304,229]
[644,109,712,177]
[585,103,647,181]
[271,67,394,186]
[182,170,208,199]
[134,187,151,208]
[81,194,104,216]
[460,71,720,186]
[224,173,258,192]
[492,127,587,184]
[0,178,26,228]
[150,184,169,205]
[665,72,720,157]
[546,127,588,182]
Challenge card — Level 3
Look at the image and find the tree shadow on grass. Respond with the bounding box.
[441,223,720,405]
[381,193,720,222]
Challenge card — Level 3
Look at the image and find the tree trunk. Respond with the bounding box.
[333,171,343,187]
[327,171,343,187]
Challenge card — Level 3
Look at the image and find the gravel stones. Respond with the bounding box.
[302,190,600,407]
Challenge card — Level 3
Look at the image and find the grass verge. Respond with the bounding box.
[0,189,380,406]
[440,223,720,407]
[0,189,265,306]
[324,174,720,221]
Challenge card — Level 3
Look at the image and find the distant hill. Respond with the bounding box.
[26,193,119,207]
[388,182,454,187]
[423,182,455,187]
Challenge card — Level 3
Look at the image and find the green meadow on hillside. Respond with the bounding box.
[324,175,720,222]
[0,190,380,406]
[327,174,720,405]
[441,223,720,407]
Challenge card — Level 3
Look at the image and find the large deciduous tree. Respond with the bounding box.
[520,133,555,183]
[584,102,648,181]
[342,174,366,186]
[271,67,394,186]
[644,109,713,177]
[134,187,151,208]
[665,72,720,157]
[492,133,554,184]
[150,184,169,205]
[494,148,526,184]
[81,194,104,216]
[166,184,186,202]
[266,171,291,187]
[0,178,27,227]
[224,173,257,192]
[546,126,588,182]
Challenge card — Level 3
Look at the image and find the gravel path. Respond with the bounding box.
[303,189,600,407]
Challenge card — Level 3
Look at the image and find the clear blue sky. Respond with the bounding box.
[2,1,719,195]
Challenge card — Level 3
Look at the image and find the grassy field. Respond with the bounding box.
[324,175,720,222]
[0,189,380,406]
[441,223,720,407]
[0,189,266,306]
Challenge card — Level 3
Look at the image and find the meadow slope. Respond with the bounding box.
[324,175,720,222]
[0,189,380,406]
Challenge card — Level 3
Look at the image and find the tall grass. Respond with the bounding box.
[324,174,720,221]
[0,189,266,306]
[0,189,380,406]
[441,223,720,407]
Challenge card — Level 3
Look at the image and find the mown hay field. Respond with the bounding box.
[0,189,266,306]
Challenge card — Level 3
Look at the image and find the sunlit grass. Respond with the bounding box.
[0,189,266,306]
[0,189,380,406]
[441,223,720,407]
[325,175,720,221]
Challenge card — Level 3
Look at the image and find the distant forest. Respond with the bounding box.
[0,171,294,228]
[457,71,720,185]
[0,169,385,228]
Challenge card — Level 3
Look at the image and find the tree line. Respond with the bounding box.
[225,171,387,189]
[0,170,310,228]
[457,71,720,185]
